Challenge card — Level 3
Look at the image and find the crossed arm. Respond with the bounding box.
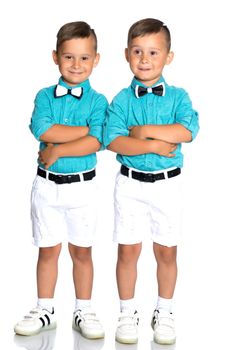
[39,124,101,169]
[40,122,191,168]
[107,123,191,156]
[40,124,89,143]
[129,123,192,143]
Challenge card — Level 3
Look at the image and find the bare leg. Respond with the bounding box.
[116,243,142,299]
[37,243,62,298]
[153,243,177,298]
[68,243,93,299]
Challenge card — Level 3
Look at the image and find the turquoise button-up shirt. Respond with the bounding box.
[103,76,199,171]
[30,78,108,174]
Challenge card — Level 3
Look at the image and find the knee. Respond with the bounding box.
[69,245,92,264]
[38,244,61,263]
[155,245,177,265]
[118,244,141,265]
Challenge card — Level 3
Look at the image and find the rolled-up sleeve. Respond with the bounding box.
[29,90,55,141]
[103,96,129,147]
[175,90,199,140]
[88,95,108,144]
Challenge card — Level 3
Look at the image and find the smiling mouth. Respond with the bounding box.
[138,67,150,71]
[69,71,83,74]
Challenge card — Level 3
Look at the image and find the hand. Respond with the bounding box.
[152,140,177,157]
[38,143,59,169]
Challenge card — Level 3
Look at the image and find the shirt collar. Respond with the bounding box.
[58,77,91,92]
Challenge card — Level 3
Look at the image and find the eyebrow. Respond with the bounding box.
[61,52,92,56]
[130,45,161,51]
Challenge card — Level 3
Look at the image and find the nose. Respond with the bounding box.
[140,53,149,63]
[72,58,80,68]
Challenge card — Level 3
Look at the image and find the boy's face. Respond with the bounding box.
[52,37,99,86]
[125,32,174,86]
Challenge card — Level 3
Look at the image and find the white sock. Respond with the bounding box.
[37,298,54,313]
[75,299,92,311]
[120,298,135,313]
[156,296,173,313]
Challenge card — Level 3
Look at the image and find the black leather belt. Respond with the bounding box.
[37,167,96,184]
[120,165,181,183]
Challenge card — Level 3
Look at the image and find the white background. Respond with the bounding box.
[0,0,232,349]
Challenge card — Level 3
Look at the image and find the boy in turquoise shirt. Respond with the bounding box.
[104,18,199,345]
[14,21,108,339]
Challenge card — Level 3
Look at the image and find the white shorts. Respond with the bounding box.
[31,175,98,248]
[114,170,183,247]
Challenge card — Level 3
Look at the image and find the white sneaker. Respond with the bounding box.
[73,309,105,339]
[14,307,56,336]
[115,310,139,344]
[151,309,176,345]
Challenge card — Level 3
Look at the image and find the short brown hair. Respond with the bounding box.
[56,21,97,52]
[127,18,171,51]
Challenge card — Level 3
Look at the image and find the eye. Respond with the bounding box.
[81,56,89,61]
[64,55,73,60]
[131,48,142,57]
[134,49,141,55]
[150,51,158,56]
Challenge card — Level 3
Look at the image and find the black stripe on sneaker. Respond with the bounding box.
[134,310,139,325]
[75,316,79,326]
[39,317,45,327]
[44,314,50,325]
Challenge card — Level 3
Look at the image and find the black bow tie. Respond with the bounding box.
[135,83,164,98]
[54,85,83,99]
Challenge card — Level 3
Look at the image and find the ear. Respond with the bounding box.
[166,51,174,65]
[93,53,100,67]
[52,50,58,65]
[125,48,129,62]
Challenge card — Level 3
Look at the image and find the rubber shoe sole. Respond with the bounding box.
[14,321,57,336]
